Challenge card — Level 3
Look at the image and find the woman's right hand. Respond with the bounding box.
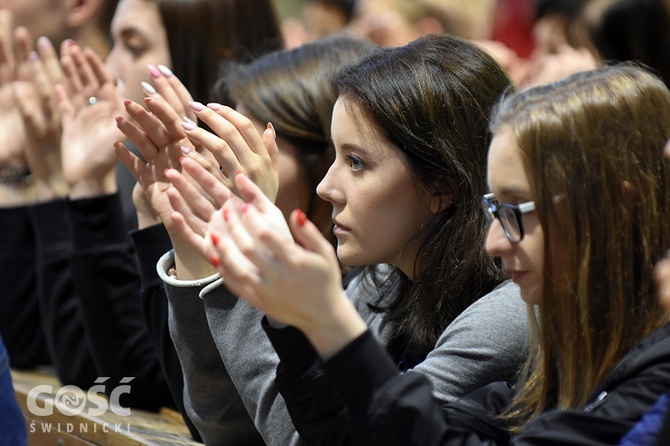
[181,102,279,202]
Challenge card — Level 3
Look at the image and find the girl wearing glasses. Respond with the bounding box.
[163,34,529,443]
[205,64,670,444]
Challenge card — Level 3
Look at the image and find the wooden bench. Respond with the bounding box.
[12,369,203,445]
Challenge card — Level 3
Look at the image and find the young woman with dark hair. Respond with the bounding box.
[160,33,529,444]
[212,64,670,444]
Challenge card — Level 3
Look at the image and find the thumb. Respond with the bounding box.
[235,171,274,212]
[289,209,336,259]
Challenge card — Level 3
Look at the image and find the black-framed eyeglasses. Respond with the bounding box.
[481,193,536,243]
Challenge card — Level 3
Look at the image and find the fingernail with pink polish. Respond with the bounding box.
[37,36,51,50]
[181,120,197,131]
[207,102,222,111]
[29,51,39,63]
[158,65,173,77]
[148,64,161,78]
[267,122,276,140]
[141,81,156,95]
[189,101,205,112]
[180,145,192,155]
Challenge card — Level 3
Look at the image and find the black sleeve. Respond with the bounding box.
[27,199,98,387]
[67,194,173,411]
[0,206,51,369]
[320,330,514,446]
[130,223,203,442]
[262,318,354,444]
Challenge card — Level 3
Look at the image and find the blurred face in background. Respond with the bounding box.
[0,0,68,42]
[105,0,171,103]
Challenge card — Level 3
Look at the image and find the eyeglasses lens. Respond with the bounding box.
[499,206,521,242]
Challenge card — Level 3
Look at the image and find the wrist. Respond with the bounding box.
[68,174,117,199]
[0,181,36,205]
[34,176,69,201]
[136,209,161,229]
[301,292,368,361]
[171,237,217,280]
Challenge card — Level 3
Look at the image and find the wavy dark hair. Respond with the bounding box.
[332,34,513,363]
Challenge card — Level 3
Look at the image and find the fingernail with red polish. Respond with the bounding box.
[210,255,220,267]
[296,210,307,226]
[241,203,249,214]
[148,64,161,78]
[210,233,220,246]
[223,209,230,221]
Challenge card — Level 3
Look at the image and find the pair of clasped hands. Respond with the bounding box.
[112,57,362,357]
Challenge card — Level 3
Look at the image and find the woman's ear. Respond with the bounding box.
[429,181,454,215]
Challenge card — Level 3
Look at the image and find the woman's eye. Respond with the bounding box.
[123,38,146,58]
[126,44,143,58]
[347,155,364,172]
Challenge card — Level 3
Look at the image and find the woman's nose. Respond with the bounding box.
[316,164,341,204]
[485,219,513,257]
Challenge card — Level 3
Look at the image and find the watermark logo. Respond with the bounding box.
[27,377,134,417]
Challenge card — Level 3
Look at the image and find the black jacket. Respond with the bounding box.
[294,323,670,445]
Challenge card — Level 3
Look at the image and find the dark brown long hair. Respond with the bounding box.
[333,34,513,364]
